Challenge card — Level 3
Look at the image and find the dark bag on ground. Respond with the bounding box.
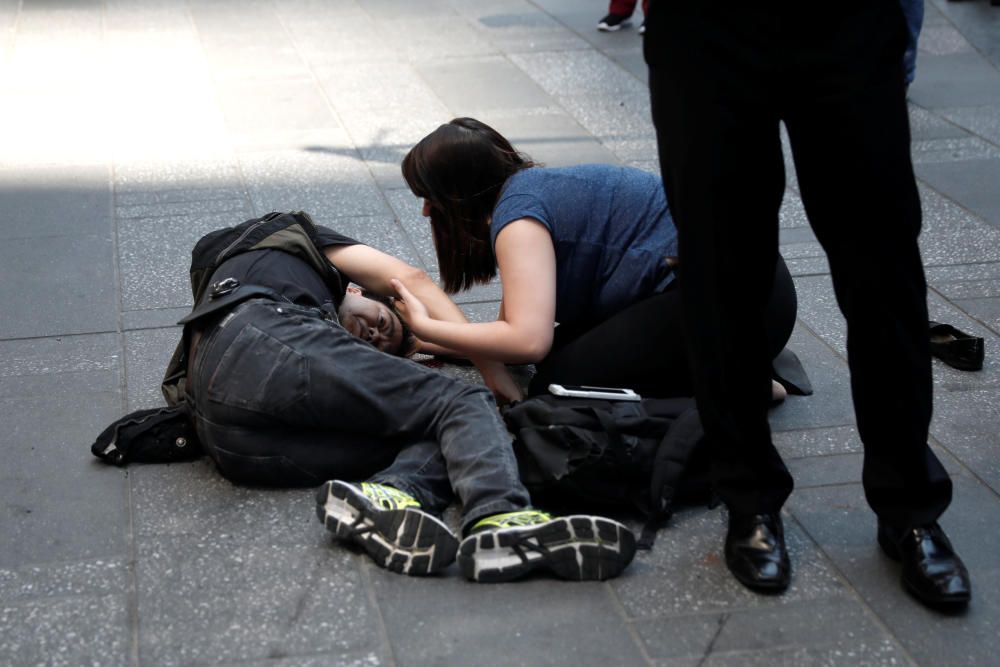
[502,395,713,549]
[91,406,201,466]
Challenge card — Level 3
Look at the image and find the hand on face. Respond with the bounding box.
[389,278,429,333]
[338,292,404,354]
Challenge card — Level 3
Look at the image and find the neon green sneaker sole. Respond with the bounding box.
[316,480,458,576]
[458,515,637,583]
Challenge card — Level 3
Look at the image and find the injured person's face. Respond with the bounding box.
[338,292,405,354]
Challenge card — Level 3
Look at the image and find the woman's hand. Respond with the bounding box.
[390,278,429,334]
[393,278,523,404]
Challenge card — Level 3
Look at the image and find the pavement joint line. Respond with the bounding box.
[780,511,922,667]
[602,578,656,665]
[694,612,728,667]
[357,556,399,667]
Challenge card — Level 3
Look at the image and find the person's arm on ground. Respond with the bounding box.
[391,218,557,365]
[325,243,523,403]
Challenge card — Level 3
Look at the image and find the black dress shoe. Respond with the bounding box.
[725,513,791,593]
[929,321,984,371]
[878,521,971,609]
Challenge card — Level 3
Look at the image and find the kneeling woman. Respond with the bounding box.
[395,118,797,401]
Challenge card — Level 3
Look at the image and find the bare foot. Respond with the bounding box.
[771,379,787,404]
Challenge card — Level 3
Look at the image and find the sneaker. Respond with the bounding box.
[638,20,646,35]
[597,13,631,32]
[458,510,637,583]
[316,480,458,576]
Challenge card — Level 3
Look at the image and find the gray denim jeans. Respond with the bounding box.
[188,299,529,530]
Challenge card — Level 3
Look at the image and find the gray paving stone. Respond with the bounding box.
[0,164,110,238]
[558,91,656,161]
[0,333,119,380]
[773,425,862,460]
[125,327,179,410]
[932,278,1000,299]
[136,537,383,666]
[920,19,974,57]
[116,195,251,220]
[215,79,342,145]
[908,105,968,142]
[0,355,126,569]
[911,136,1000,163]
[510,49,646,98]
[931,388,1000,494]
[953,296,1000,333]
[605,47,650,83]
[317,62,442,114]
[631,614,721,664]
[939,105,1000,147]
[786,445,963,490]
[0,594,129,667]
[117,211,239,311]
[918,157,1000,229]
[459,1,589,53]
[710,598,901,658]
[612,507,848,618]
[122,306,192,331]
[787,478,1000,667]
[283,11,397,66]
[417,57,554,114]
[926,261,1000,284]
[767,324,856,433]
[369,570,647,666]
[326,216,425,268]
[114,159,243,195]
[907,52,1000,109]
[701,640,906,667]
[931,0,1000,66]
[0,556,128,601]
[131,462,320,544]
[381,16,500,61]
[784,257,831,277]
[383,188,440,272]
[0,233,117,338]
[334,101,451,168]
[240,149,391,220]
[778,190,810,229]
[487,111,622,166]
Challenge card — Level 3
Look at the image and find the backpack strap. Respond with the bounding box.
[638,406,705,549]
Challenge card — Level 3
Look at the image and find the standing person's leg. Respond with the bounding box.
[528,257,797,399]
[646,4,794,592]
[780,3,967,607]
[599,0,639,31]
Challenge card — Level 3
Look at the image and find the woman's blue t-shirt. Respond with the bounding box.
[490,164,677,330]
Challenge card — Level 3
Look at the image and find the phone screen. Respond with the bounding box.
[559,385,633,394]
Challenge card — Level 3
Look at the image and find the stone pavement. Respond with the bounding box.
[1,0,999,664]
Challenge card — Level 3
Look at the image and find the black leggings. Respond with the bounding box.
[528,256,797,398]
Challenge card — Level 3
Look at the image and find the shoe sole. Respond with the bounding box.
[316,481,458,576]
[597,23,625,31]
[458,515,636,583]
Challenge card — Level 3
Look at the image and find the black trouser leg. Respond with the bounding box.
[648,20,793,514]
[782,23,950,529]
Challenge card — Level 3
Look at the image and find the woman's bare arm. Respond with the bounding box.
[325,243,524,402]
[391,218,557,364]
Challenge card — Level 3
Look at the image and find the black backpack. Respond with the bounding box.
[502,395,714,548]
[91,406,200,466]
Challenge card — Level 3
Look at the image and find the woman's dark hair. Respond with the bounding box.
[401,118,535,293]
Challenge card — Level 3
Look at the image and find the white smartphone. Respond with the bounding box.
[547,384,641,401]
